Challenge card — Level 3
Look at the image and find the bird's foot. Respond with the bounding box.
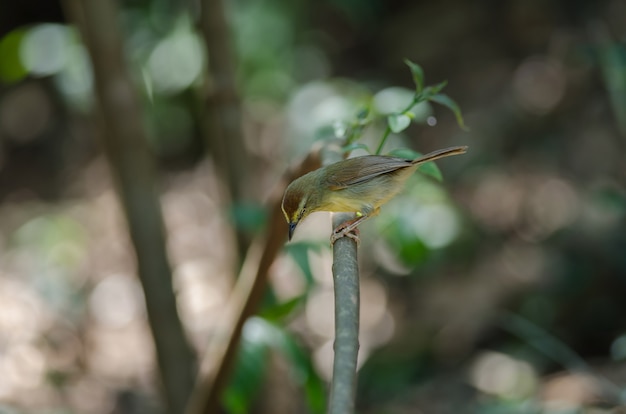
[330,222,361,245]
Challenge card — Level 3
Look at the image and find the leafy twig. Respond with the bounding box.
[373,59,467,154]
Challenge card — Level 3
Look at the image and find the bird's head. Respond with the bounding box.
[281,176,313,241]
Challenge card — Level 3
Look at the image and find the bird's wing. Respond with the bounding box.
[325,156,412,190]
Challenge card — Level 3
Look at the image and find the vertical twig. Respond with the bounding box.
[62,1,196,413]
[320,144,361,414]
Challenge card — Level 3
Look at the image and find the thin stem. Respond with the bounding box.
[375,96,420,155]
[375,126,392,155]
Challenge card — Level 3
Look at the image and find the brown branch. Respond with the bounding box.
[62,1,196,413]
[186,148,322,414]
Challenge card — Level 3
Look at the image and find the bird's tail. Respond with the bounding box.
[411,145,468,166]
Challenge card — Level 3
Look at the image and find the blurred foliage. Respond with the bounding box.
[224,317,325,414]
[1,0,626,413]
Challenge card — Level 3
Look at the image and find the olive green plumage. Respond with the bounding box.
[282,145,468,241]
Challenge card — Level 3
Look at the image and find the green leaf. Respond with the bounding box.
[387,113,411,133]
[283,241,326,285]
[0,28,28,83]
[386,148,421,160]
[429,80,448,95]
[356,106,370,121]
[418,80,448,101]
[313,125,339,141]
[342,142,370,154]
[383,220,429,266]
[226,318,327,414]
[417,160,444,182]
[223,322,271,414]
[264,319,327,413]
[230,203,267,233]
[429,93,468,130]
[386,148,444,182]
[404,59,425,93]
[259,296,306,323]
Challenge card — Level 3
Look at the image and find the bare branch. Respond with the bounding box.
[320,144,360,414]
[62,1,196,412]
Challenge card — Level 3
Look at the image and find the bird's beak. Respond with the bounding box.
[288,222,297,241]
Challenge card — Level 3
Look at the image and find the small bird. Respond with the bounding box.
[282,145,468,243]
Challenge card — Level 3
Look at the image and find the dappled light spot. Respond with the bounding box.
[309,246,334,286]
[362,311,395,348]
[579,184,625,234]
[270,254,308,301]
[0,278,50,344]
[373,87,430,120]
[174,260,230,334]
[359,278,388,331]
[242,317,265,343]
[147,28,204,94]
[313,340,335,381]
[371,239,413,276]
[520,178,579,241]
[469,170,580,241]
[2,344,46,390]
[20,24,71,77]
[469,171,524,232]
[500,242,546,283]
[470,351,537,399]
[53,44,93,110]
[409,203,460,249]
[89,274,145,329]
[287,81,359,144]
[540,373,599,410]
[306,288,335,338]
[513,56,565,115]
[86,322,155,381]
[66,378,115,414]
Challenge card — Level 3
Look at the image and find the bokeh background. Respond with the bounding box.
[1,0,626,413]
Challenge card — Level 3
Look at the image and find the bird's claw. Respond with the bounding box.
[330,226,360,246]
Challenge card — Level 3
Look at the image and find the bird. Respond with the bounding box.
[281,145,468,243]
